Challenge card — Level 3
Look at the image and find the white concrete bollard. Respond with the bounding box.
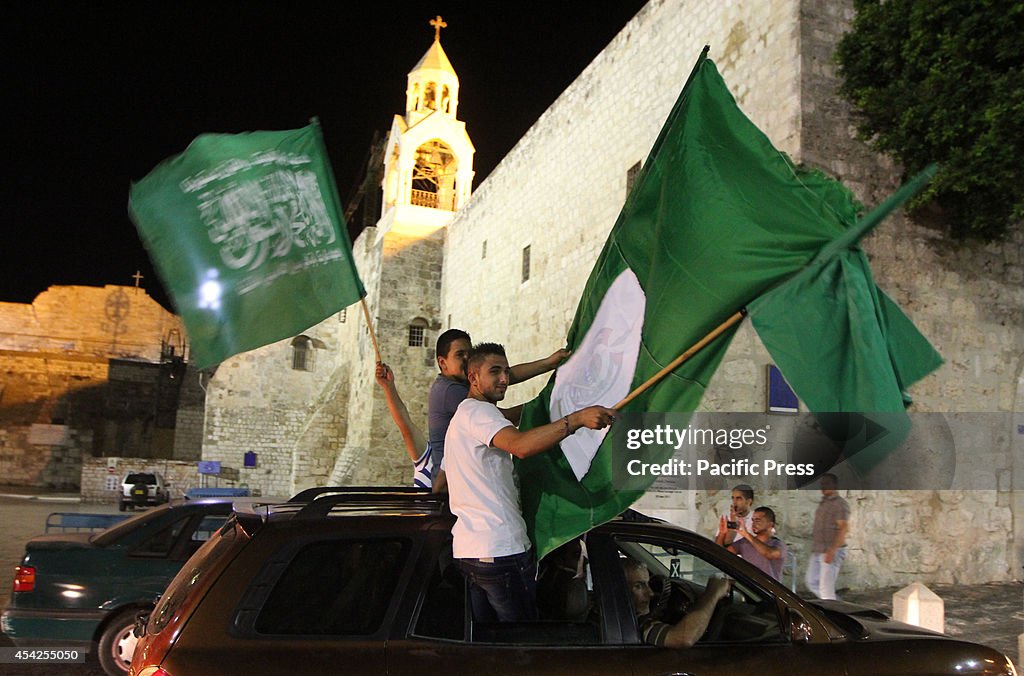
[892,582,944,633]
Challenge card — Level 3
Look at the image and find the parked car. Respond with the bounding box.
[119,472,170,511]
[1,498,241,675]
[130,487,1016,676]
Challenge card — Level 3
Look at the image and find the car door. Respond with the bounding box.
[600,527,842,676]
[386,531,636,675]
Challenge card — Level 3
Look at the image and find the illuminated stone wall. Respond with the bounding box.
[0,286,191,488]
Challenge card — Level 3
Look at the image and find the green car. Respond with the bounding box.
[1,499,234,675]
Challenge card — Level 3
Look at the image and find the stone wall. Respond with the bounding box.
[440,0,803,410]
[327,224,446,488]
[0,286,193,489]
[0,286,183,361]
[80,456,204,504]
[171,363,208,460]
[200,310,351,497]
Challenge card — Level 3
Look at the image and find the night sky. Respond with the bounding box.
[3,2,648,309]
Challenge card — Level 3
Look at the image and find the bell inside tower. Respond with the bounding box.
[411,140,457,210]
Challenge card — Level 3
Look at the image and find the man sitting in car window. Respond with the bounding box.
[621,558,730,648]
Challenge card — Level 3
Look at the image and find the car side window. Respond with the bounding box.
[192,515,228,542]
[614,537,785,645]
[254,539,408,636]
[131,516,189,557]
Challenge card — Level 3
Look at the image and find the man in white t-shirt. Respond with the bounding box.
[445,342,617,622]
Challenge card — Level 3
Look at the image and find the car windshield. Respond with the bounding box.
[91,504,170,545]
[125,473,157,484]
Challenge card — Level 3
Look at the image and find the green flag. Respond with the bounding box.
[747,167,943,470]
[129,120,365,368]
[517,50,941,560]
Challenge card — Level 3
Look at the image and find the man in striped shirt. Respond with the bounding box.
[622,558,730,648]
[375,362,432,489]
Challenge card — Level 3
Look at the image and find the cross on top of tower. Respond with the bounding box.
[429,15,447,42]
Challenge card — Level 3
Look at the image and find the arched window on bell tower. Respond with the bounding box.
[411,140,458,211]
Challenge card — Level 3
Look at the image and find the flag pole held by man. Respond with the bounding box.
[129,119,366,369]
[517,47,942,561]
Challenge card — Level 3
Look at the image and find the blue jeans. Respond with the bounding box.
[457,550,538,622]
[805,548,847,600]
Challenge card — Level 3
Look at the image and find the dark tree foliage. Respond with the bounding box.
[836,0,1024,240]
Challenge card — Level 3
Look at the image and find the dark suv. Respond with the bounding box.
[130,488,1015,676]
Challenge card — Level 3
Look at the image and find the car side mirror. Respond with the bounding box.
[788,608,813,643]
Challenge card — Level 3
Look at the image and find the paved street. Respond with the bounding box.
[0,491,1020,674]
[0,492,118,674]
[845,582,1023,672]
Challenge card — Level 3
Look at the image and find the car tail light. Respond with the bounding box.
[12,565,35,592]
[137,668,172,676]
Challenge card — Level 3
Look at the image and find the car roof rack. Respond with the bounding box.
[288,486,430,503]
[289,486,447,520]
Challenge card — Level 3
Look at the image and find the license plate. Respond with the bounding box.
[133,489,147,496]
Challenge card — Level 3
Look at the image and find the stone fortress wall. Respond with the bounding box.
[0,286,191,488]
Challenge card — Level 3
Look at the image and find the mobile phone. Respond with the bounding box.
[727,520,739,529]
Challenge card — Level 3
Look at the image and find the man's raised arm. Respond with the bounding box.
[508,348,571,385]
[491,406,616,459]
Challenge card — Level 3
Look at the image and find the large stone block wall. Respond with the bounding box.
[202,308,352,497]
[171,364,207,460]
[0,286,183,361]
[329,226,446,488]
[441,0,803,409]
[0,352,104,488]
[0,286,192,488]
[793,0,1020,582]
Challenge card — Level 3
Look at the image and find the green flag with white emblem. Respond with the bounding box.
[129,120,365,368]
[517,50,941,560]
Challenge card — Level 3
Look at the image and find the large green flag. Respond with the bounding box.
[129,120,365,368]
[517,50,941,560]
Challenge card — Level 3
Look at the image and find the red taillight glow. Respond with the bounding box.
[12,565,35,592]
[137,668,172,676]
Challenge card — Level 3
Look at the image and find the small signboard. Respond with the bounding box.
[767,365,799,414]
[243,451,257,468]
[197,460,222,476]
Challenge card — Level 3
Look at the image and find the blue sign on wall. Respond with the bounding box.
[767,365,799,414]
[197,460,222,475]
[243,451,257,468]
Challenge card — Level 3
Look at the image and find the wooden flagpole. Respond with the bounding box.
[359,297,382,364]
[612,309,747,410]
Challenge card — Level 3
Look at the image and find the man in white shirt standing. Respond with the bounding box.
[445,342,617,622]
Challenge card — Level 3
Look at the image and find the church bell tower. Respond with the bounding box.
[379,15,475,235]
[332,17,475,487]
